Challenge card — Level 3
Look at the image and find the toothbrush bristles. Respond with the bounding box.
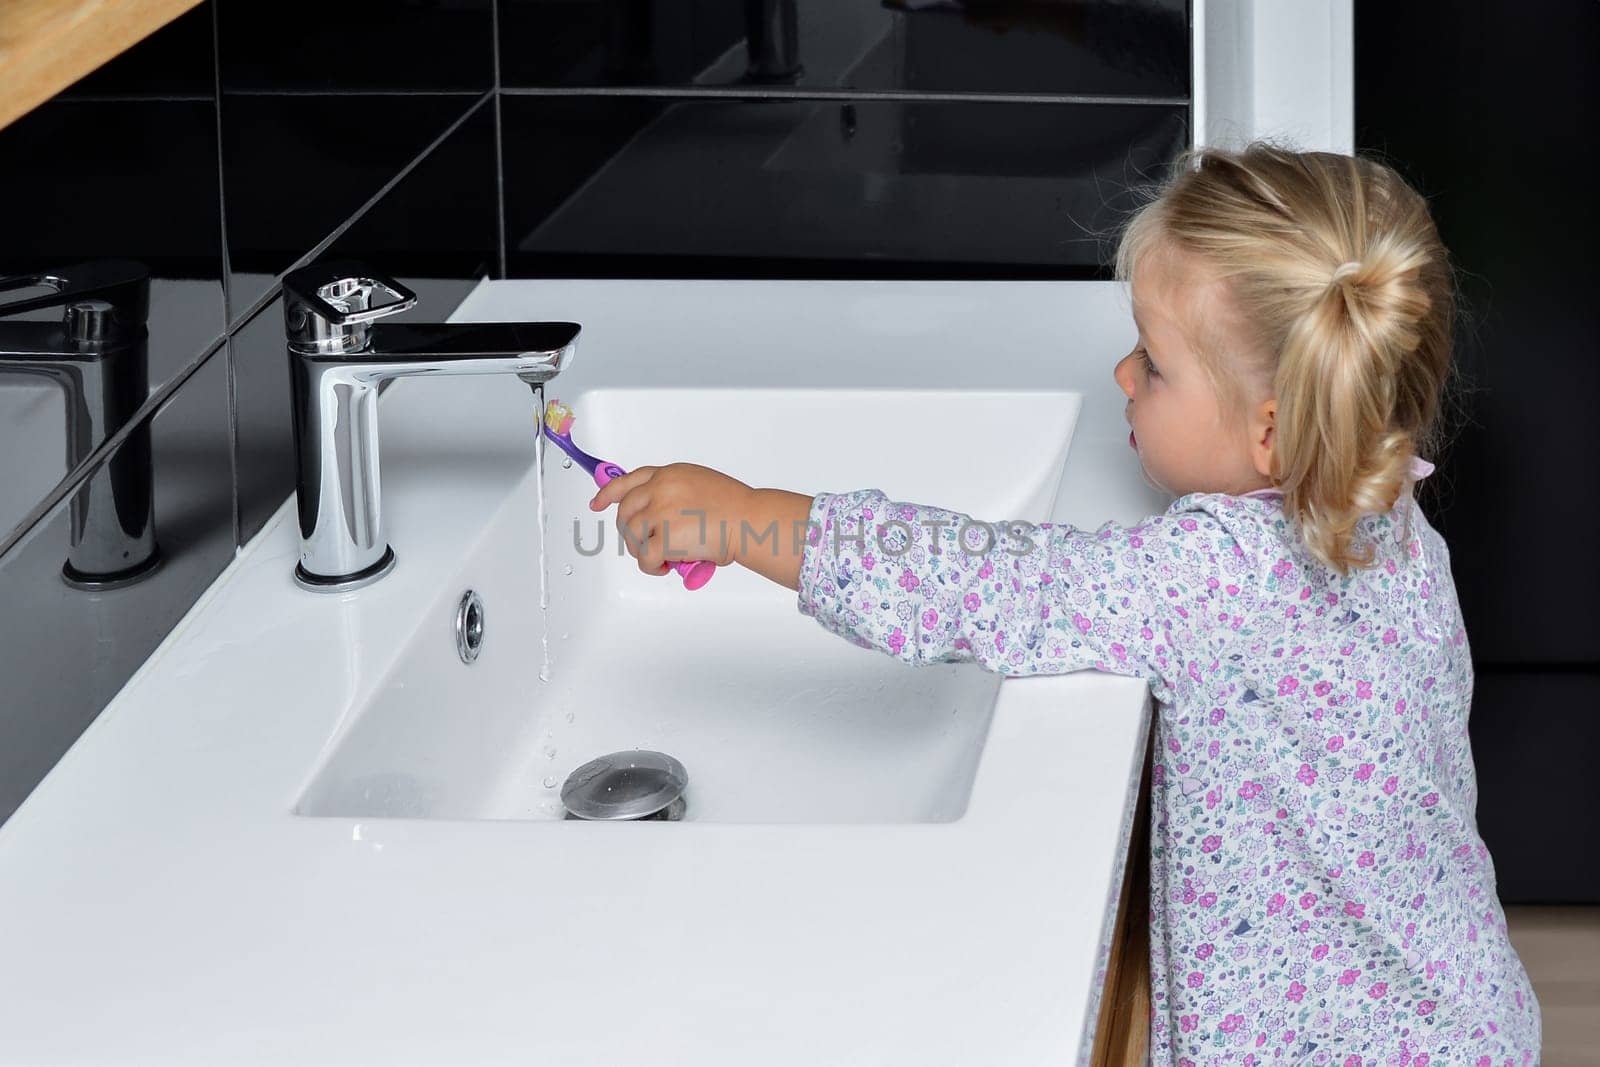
[543,399,575,437]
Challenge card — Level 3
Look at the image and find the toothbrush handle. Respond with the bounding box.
[593,462,717,591]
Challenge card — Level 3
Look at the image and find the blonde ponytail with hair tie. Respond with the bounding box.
[1114,142,1458,575]
[1331,259,1363,283]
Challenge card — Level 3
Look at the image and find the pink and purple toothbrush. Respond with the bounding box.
[542,399,717,591]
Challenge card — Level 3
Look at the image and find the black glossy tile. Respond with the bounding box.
[228,295,292,550]
[502,94,1187,274]
[218,0,492,92]
[216,0,493,320]
[0,345,234,827]
[326,102,499,287]
[499,0,1189,98]
[218,93,481,321]
[1469,670,1600,902]
[0,7,225,544]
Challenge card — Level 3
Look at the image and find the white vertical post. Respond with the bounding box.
[1193,0,1354,154]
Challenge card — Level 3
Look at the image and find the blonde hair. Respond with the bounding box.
[1114,140,1459,575]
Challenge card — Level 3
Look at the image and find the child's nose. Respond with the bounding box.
[1113,354,1137,398]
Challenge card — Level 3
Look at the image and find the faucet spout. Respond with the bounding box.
[358,321,578,385]
[282,260,579,592]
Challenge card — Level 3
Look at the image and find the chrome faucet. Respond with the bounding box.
[282,260,579,592]
[0,260,159,589]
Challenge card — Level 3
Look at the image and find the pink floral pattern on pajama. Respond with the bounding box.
[796,463,1539,1065]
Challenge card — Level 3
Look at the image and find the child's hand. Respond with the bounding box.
[588,463,755,574]
[588,463,816,590]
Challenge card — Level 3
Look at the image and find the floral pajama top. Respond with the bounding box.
[795,459,1540,1065]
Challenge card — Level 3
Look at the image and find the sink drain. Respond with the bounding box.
[561,750,687,821]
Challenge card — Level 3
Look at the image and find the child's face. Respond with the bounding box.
[1114,244,1276,497]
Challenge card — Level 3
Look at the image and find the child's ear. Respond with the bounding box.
[1250,398,1277,480]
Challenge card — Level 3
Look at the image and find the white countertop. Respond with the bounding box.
[0,279,1163,1065]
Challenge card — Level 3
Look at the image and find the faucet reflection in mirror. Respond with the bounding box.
[0,260,159,589]
[282,260,580,592]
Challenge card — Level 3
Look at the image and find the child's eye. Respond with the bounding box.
[1138,348,1159,377]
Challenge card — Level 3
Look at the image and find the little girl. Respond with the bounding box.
[590,142,1540,1064]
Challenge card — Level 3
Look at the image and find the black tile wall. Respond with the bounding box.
[497,0,1189,98]
[502,95,1187,275]
[497,1,1193,277]
[1468,671,1600,902]
[326,101,500,288]
[217,93,476,319]
[217,1,493,93]
[227,295,289,550]
[215,0,494,322]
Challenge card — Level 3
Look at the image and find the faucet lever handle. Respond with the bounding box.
[284,259,418,349]
[0,260,150,325]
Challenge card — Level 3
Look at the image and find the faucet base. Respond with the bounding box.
[293,545,396,594]
[61,548,164,592]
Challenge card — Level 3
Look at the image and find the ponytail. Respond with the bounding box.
[1116,142,1458,574]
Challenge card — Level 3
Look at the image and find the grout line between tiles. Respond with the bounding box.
[211,1,241,552]
[210,1,235,333]
[58,91,483,104]
[224,88,483,97]
[498,86,1190,107]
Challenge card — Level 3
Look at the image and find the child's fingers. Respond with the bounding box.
[617,517,670,576]
[615,497,655,556]
[616,491,653,533]
[637,535,671,577]
[589,465,659,511]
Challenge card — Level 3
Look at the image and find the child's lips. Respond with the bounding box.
[1129,429,1137,449]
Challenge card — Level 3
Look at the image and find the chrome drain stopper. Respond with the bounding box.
[560,749,688,821]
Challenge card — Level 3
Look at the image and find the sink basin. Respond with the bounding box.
[0,280,1161,1065]
[295,386,1080,823]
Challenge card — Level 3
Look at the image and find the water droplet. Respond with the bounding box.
[542,776,557,789]
[565,710,575,723]
[561,457,573,469]
[543,744,557,759]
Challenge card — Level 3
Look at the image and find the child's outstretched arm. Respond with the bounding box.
[591,463,1253,691]
[798,486,1181,680]
[587,463,815,590]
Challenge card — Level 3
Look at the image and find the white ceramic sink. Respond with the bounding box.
[296,387,1079,824]
[0,280,1162,1065]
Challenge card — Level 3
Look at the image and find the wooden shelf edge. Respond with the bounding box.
[0,0,206,131]
[1088,727,1153,1067]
